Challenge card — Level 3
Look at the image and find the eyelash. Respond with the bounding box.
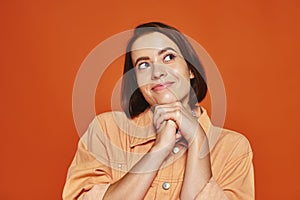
[163,53,177,63]
[137,62,150,70]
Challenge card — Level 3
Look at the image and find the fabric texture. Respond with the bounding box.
[63,108,254,200]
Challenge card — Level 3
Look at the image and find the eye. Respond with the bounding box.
[163,53,176,63]
[137,62,150,70]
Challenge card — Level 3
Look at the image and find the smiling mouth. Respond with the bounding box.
[151,82,174,92]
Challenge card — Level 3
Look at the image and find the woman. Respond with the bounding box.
[63,22,254,199]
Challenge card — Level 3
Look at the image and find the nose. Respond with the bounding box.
[151,64,167,80]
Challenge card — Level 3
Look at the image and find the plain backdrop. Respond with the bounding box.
[0,0,299,199]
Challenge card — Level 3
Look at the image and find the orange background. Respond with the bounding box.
[0,0,299,199]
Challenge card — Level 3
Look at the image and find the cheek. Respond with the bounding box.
[171,64,191,81]
[138,85,147,94]
[137,83,151,97]
[138,85,155,105]
[136,72,151,87]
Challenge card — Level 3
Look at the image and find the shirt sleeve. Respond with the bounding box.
[62,118,113,200]
[79,184,110,200]
[196,134,255,200]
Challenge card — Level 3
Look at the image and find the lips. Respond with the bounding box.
[151,82,174,92]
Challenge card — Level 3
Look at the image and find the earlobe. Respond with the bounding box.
[189,70,195,79]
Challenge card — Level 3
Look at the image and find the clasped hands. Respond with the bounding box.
[151,102,205,154]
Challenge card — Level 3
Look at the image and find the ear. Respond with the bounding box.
[189,70,195,79]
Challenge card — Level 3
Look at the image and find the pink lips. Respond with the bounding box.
[151,82,174,92]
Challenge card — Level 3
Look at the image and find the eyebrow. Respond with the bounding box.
[134,47,178,67]
[134,56,150,67]
[158,47,178,55]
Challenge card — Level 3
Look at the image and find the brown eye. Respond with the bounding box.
[163,53,176,63]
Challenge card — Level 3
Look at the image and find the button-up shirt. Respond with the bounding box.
[63,108,254,199]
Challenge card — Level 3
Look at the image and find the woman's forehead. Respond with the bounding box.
[131,32,181,53]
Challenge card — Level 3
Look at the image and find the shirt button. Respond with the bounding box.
[162,182,170,190]
[173,146,180,154]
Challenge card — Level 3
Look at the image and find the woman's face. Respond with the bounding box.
[131,32,194,106]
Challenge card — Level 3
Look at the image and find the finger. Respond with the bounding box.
[155,107,179,129]
[156,108,182,130]
[166,119,177,129]
[153,103,182,128]
[175,131,182,142]
[156,120,176,137]
[154,101,182,114]
[156,120,167,133]
[153,101,191,121]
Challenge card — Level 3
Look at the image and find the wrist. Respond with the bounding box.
[188,134,210,159]
[151,142,172,157]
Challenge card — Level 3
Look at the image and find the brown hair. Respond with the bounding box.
[121,22,207,118]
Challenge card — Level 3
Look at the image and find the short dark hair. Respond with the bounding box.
[121,22,207,118]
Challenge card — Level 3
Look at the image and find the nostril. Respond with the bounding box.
[152,72,166,79]
[151,65,167,79]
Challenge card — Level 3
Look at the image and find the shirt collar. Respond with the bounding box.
[129,107,213,148]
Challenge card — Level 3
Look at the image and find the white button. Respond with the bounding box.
[117,163,122,168]
[173,146,180,154]
[162,182,170,190]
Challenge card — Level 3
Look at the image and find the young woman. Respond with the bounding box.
[63,22,254,200]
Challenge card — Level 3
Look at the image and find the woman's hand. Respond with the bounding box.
[152,102,204,145]
[152,119,177,155]
[152,102,212,199]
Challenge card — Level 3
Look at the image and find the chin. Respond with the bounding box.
[155,97,179,105]
[143,91,184,105]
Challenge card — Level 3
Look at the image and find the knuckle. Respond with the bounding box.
[156,106,164,114]
[175,110,181,118]
[175,101,182,107]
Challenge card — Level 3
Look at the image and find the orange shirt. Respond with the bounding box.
[63,108,254,199]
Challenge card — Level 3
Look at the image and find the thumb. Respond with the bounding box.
[166,120,177,129]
